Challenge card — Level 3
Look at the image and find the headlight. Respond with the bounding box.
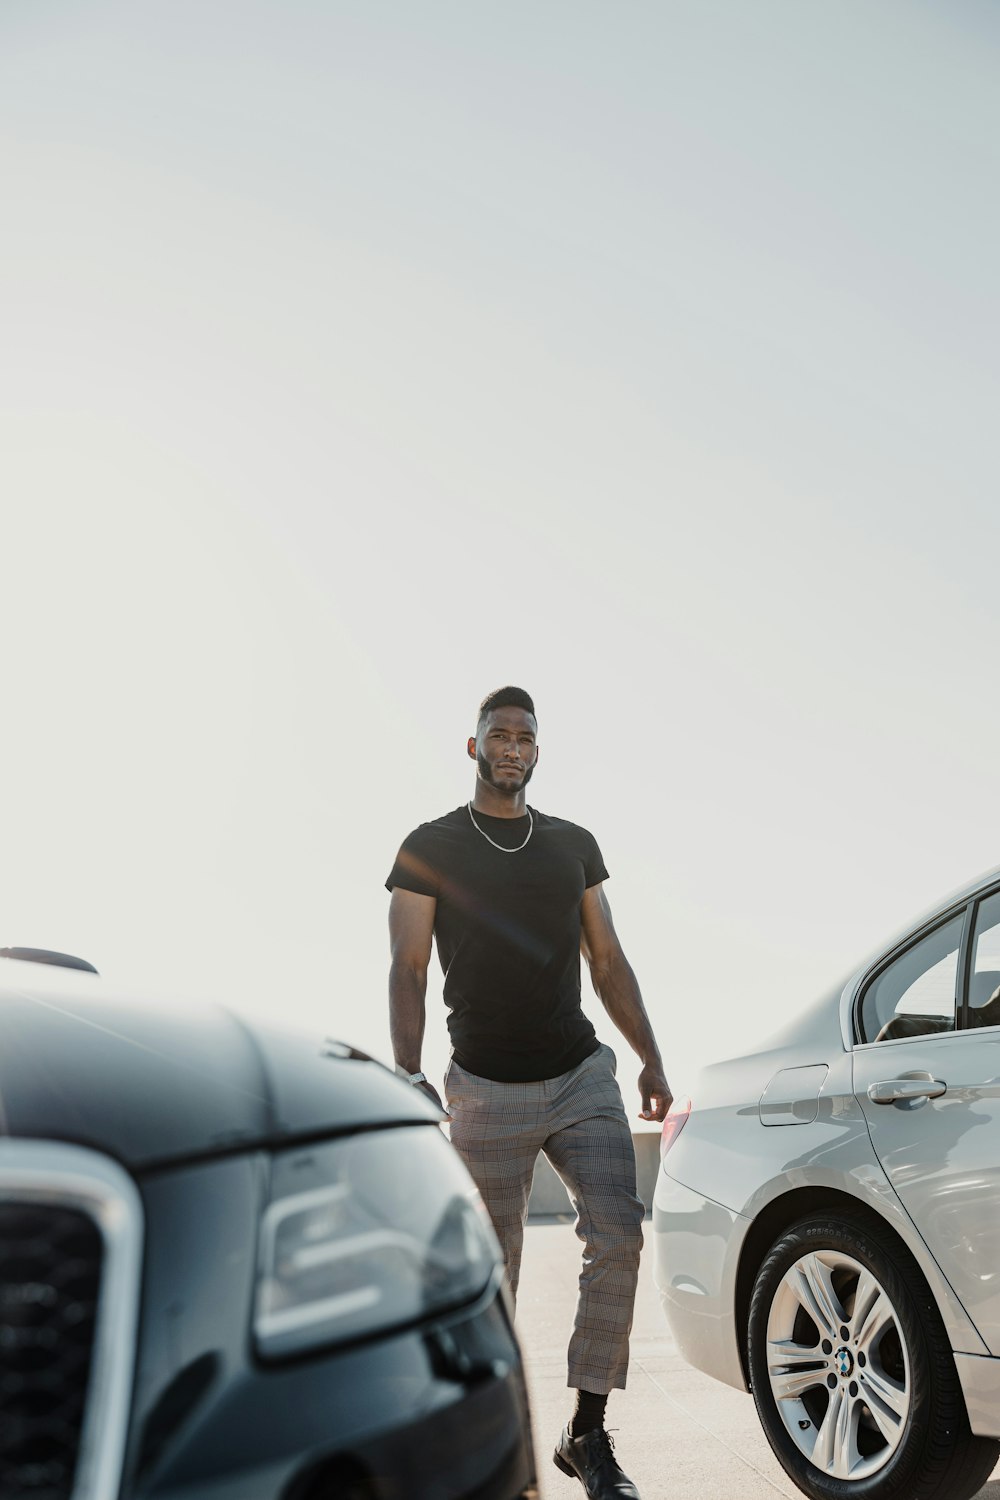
[254,1125,501,1360]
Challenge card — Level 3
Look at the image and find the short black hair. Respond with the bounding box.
[477,685,536,730]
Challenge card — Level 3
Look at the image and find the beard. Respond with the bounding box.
[477,750,535,798]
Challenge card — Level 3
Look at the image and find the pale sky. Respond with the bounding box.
[2,2,998,1119]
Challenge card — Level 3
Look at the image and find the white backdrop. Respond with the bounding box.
[2,2,998,1122]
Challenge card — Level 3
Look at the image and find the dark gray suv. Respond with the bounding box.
[0,950,536,1499]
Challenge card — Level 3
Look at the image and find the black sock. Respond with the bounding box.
[570,1389,607,1437]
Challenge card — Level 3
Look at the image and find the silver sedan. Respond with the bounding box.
[653,865,1000,1500]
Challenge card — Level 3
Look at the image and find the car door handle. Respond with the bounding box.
[867,1077,947,1104]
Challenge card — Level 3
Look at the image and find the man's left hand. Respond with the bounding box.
[638,1064,672,1122]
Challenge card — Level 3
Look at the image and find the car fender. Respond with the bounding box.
[656,1056,990,1393]
[737,1158,991,1360]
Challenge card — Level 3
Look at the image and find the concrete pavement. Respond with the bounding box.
[514,1221,1000,1500]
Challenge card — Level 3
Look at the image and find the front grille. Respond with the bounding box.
[0,1203,103,1500]
[0,1143,143,1500]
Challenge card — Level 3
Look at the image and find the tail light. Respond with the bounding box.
[660,1096,691,1161]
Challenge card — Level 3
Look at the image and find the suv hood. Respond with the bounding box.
[0,966,437,1170]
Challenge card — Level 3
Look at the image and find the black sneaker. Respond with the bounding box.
[553,1426,641,1499]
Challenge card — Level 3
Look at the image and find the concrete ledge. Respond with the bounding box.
[527,1132,660,1219]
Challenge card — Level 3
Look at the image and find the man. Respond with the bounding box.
[387,686,670,1500]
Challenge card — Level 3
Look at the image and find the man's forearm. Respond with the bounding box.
[389,961,429,1073]
[590,952,662,1066]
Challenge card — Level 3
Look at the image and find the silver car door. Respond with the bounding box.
[852,905,1000,1355]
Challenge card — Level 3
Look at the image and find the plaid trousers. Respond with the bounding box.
[445,1042,645,1394]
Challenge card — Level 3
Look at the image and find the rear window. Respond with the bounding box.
[858,913,964,1044]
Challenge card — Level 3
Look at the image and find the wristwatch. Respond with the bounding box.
[395,1065,428,1086]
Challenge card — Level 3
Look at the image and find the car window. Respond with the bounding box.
[860,913,964,1043]
[967,890,1000,1031]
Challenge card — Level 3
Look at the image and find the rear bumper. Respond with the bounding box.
[651,1169,751,1393]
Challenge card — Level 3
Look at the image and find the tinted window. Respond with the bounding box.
[860,913,964,1043]
[968,890,1000,1031]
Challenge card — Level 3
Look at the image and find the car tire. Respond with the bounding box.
[747,1210,999,1500]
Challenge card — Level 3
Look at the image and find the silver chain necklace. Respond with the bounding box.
[467,801,534,852]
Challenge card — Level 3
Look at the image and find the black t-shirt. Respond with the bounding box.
[386,805,608,1082]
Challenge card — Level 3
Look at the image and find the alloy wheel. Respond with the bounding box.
[764,1249,910,1481]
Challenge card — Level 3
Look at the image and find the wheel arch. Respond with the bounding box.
[734,1186,927,1391]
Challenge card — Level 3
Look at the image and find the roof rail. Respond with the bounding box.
[0,946,99,975]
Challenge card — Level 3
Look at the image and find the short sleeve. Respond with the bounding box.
[385,828,441,898]
[582,830,609,889]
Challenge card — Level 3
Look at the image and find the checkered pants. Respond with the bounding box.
[445,1042,644,1394]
